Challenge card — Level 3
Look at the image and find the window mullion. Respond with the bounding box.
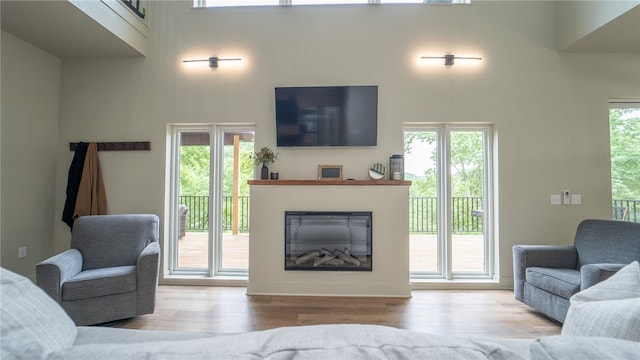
[442,126,453,280]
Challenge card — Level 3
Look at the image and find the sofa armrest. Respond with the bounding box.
[512,245,578,301]
[580,263,626,290]
[35,249,83,303]
[136,241,160,314]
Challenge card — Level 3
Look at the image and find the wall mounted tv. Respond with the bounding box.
[275,85,378,147]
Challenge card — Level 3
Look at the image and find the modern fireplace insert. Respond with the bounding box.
[284,211,372,271]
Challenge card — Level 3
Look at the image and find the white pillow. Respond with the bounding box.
[562,261,640,341]
[1,268,77,360]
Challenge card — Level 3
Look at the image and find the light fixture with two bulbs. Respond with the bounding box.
[182,56,242,68]
[421,54,482,66]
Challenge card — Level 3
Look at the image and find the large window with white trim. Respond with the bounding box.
[405,124,494,280]
[168,125,255,277]
[609,100,640,223]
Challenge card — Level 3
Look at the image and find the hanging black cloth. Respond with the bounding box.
[62,142,89,228]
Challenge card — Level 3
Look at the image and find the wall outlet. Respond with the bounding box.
[563,190,571,205]
[18,246,27,258]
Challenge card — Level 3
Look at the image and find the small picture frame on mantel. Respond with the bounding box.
[318,165,343,180]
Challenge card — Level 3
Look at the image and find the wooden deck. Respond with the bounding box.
[178,232,485,272]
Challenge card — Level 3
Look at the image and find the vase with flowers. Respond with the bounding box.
[254,146,277,180]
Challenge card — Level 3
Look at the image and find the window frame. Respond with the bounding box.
[404,124,495,281]
[166,124,255,278]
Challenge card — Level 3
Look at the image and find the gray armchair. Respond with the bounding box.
[36,214,160,325]
[513,219,640,323]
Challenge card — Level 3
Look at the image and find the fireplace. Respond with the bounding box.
[284,211,372,271]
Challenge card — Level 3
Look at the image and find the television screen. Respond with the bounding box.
[275,85,378,147]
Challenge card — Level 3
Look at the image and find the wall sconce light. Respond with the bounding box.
[421,54,482,66]
[182,56,242,68]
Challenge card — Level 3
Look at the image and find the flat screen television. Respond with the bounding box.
[275,85,378,147]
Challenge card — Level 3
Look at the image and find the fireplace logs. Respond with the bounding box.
[293,248,364,268]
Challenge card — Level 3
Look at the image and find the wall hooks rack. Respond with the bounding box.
[69,141,151,151]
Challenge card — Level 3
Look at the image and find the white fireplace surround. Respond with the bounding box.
[247,180,411,297]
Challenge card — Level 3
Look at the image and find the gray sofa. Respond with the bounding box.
[2,266,640,360]
[35,214,160,325]
[513,219,640,323]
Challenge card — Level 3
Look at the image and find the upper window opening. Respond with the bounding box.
[195,0,470,8]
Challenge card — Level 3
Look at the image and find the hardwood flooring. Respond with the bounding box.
[112,286,561,339]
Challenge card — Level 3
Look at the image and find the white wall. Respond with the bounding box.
[1,31,61,278]
[43,1,640,287]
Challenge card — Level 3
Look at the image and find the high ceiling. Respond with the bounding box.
[1,1,639,58]
[1,1,143,57]
[561,4,640,53]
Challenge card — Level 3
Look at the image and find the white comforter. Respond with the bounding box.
[48,324,639,360]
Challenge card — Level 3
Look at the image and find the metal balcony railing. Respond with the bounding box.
[179,196,640,234]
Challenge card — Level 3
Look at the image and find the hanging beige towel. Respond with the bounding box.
[74,142,107,219]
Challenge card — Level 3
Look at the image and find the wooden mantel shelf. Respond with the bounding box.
[248,179,411,186]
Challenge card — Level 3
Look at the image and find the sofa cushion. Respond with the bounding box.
[1,268,77,360]
[561,261,640,341]
[525,267,581,299]
[62,266,136,301]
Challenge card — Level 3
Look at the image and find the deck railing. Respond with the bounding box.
[179,196,640,233]
[409,196,484,234]
[179,195,250,232]
[613,199,640,222]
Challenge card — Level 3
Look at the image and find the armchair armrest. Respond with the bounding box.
[35,249,83,303]
[512,245,578,301]
[580,263,626,290]
[136,241,160,314]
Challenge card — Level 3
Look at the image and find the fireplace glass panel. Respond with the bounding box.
[285,211,372,271]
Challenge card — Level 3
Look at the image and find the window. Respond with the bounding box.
[405,125,494,280]
[195,0,469,8]
[168,125,255,277]
[609,100,640,223]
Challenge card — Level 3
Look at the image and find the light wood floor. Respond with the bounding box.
[157,232,560,339]
[112,286,561,339]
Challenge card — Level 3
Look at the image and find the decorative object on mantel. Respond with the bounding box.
[254,147,277,180]
[69,141,150,151]
[318,165,343,181]
[389,155,404,180]
[369,163,386,180]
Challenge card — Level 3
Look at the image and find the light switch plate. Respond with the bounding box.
[550,194,561,205]
[571,194,582,205]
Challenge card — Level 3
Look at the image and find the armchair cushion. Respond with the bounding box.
[71,214,159,270]
[513,245,577,302]
[62,266,136,301]
[525,267,581,300]
[1,268,77,360]
[575,220,640,267]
